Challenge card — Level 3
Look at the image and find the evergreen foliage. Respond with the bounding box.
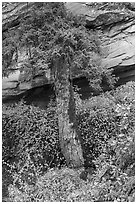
[2,2,116,90]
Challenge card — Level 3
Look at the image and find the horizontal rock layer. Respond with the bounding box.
[2,2,135,99]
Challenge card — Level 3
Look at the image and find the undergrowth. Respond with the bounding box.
[2,81,135,202]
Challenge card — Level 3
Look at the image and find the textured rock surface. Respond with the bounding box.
[2,2,35,32]
[2,2,135,99]
[66,2,135,81]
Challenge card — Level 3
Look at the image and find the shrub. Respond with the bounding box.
[2,81,135,202]
[76,81,135,172]
[2,100,66,174]
[77,97,118,167]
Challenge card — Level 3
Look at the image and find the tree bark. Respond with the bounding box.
[53,53,84,168]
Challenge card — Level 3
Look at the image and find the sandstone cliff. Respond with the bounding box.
[2,2,135,99]
[66,2,135,82]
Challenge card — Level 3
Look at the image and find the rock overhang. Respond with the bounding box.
[2,2,135,100]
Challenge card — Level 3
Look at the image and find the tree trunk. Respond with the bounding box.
[53,53,84,168]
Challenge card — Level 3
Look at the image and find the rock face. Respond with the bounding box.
[2,2,135,100]
[66,2,135,83]
[2,2,35,32]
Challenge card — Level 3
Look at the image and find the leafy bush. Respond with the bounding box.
[77,81,135,172]
[2,100,67,201]
[77,105,117,166]
[2,100,66,173]
[2,82,135,202]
